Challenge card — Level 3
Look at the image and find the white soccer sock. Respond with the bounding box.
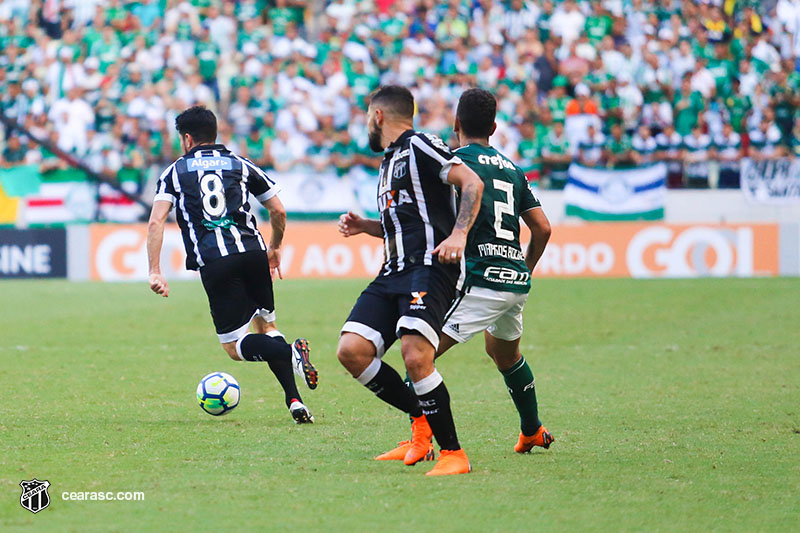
[412,369,443,396]
[355,357,382,385]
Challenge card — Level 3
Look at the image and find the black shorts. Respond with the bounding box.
[341,266,457,356]
[199,250,274,343]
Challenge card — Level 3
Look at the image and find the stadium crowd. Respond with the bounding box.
[2,0,800,194]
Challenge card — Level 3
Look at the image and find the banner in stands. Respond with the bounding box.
[0,166,146,225]
[529,223,779,278]
[740,158,800,204]
[88,222,780,281]
[271,172,358,215]
[89,223,384,281]
[0,228,67,278]
[564,163,667,221]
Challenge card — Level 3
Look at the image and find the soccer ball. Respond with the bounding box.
[196,372,240,416]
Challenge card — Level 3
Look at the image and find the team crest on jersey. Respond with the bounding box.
[393,160,407,179]
[20,479,50,514]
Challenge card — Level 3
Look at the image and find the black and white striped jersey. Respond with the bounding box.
[153,144,278,270]
[377,130,462,277]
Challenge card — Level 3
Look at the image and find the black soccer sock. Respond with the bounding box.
[356,358,422,417]
[404,371,415,425]
[238,333,302,408]
[414,371,460,451]
[238,333,292,362]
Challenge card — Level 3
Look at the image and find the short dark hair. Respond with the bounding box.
[175,105,217,143]
[369,85,415,119]
[456,88,496,138]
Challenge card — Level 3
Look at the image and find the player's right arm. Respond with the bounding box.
[338,211,383,238]
[147,200,173,298]
[521,207,551,272]
[148,163,178,297]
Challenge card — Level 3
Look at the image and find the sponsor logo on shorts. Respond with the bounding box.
[410,291,427,310]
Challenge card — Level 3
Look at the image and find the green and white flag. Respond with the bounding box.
[564,163,666,221]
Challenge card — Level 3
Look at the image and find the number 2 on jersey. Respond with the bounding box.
[200,174,226,217]
[492,179,514,241]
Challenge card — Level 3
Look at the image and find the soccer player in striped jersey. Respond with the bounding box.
[378,88,555,455]
[146,106,318,424]
[337,86,484,476]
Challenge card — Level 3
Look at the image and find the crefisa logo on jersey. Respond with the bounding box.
[20,478,51,514]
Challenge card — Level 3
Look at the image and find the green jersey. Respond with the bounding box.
[456,144,541,294]
[585,15,612,43]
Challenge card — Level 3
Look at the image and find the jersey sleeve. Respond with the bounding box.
[153,162,178,205]
[239,156,281,202]
[517,170,541,213]
[409,133,463,183]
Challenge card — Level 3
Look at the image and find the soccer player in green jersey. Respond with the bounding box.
[443,88,554,453]
[378,89,554,459]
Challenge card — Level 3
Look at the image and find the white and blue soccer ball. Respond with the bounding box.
[196,372,240,416]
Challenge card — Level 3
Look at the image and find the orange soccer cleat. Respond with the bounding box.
[375,440,412,461]
[403,415,434,465]
[514,426,555,453]
[425,449,471,476]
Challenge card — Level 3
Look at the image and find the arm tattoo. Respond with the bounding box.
[269,209,286,248]
[455,181,481,233]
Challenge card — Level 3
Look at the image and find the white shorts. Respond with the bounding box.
[442,287,528,343]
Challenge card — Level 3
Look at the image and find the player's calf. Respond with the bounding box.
[222,342,241,361]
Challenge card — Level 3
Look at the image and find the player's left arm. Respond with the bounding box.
[521,207,551,272]
[240,156,285,279]
[147,200,173,297]
[260,194,286,280]
[433,163,483,264]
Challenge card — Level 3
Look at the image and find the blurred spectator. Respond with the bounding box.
[604,122,637,169]
[516,119,541,182]
[714,121,742,189]
[656,123,685,188]
[683,123,714,188]
[577,122,605,167]
[632,124,657,164]
[749,118,786,160]
[541,118,571,189]
[1,135,27,167]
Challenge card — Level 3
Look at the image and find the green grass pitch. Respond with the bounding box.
[2,278,798,531]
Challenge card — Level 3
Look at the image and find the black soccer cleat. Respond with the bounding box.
[291,338,318,390]
[289,400,315,424]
